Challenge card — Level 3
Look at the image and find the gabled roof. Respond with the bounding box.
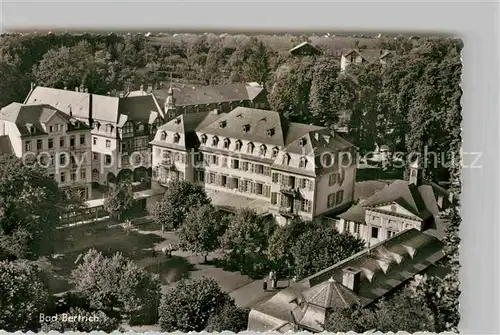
[343,49,391,63]
[289,42,322,56]
[153,82,265,107]
[301,277,360,309]
[157,111,225,135]
[0,103,77,136]
[118,95,162,124]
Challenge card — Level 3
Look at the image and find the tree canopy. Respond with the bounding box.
[150,180,211,230]
[70,248,161,325]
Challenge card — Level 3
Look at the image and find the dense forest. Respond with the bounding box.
[0,32,462,182]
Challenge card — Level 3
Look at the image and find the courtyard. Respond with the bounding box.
[47,217,282,311]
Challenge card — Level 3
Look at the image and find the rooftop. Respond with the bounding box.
[248,228,445,332]
[153,82,265,107]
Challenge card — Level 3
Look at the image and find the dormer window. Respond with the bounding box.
[242,124,250,133]
[267,128,275,137]
[30,126,36,134]
[299,138,307,147]
[247,142,254,154]
[272,147,279,158]
[282,153,291,165]
[259,144,267,156]
[173,133,180,143]
[219,120,227,128]
[235,140,242,151]
[223,138,231,149]
[212,136,219,147]
[201,134,207,144]
[123,121,134,134]
[160,131,167,141]
[107,124,113,133]
[299,157,307,168]
[94,121,101,130]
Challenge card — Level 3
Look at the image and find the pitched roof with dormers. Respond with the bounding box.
[248,228,445,333]
[342,49,393,63]
[0,103,83,137]
[153,82,265,107]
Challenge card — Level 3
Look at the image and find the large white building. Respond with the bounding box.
[23,85,165,192]
[150,107,357,224]
[0,103,93,198]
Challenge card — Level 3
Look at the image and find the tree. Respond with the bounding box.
[265,219,310,272]
[0,61,30,109]
[103,179,135,221]
[40,308,120,332]
[159,277,234,332]
[290,225,364,280]
[206,303,249,332]
[309,57,342,127]
[0,154,63,259]
[0,260,49,332]
[177,204,228,263]
[326,290,435,333]
[220,209,276,274]
[150,180,211,230]
[70,249,161,325]
[242,38,271,85]
[268,57,315,123]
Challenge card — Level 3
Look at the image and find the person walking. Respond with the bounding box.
[269,270,277,289]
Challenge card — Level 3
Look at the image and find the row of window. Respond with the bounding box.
[121,138,149,151]
[48,169,87,183]
[371,226,397,239]
[25,134,87,152]
[271,193,312,214]
[327,190,344,208]
[157,168,184,183]
[343,221,397,240]
[201,171,272,197]
[328,170,346,187]
[271,173,314,191]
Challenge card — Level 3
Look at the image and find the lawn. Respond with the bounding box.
[45,218,254,299]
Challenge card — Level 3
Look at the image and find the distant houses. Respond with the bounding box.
[289,42,323,57]
[340,48,393,71]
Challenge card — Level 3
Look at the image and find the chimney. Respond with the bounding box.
[75,87,79,92]
[147,85,153,93]
[314,133,320,141]
[342,267,361,293]
[69,106,73,117]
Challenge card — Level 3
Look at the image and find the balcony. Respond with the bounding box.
[280,185,300,198]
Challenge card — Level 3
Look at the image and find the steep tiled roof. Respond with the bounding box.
[153,82,265,107]
[0,135,14,155]
[248,229,445,333]
[198,107,289,147]
[0,103,74,136]
[118,95,161,124]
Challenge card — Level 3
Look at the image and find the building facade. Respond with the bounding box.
[336,162,451,245]
[0,103,93,199]
[150,107,356,223]
[23,85,165,195]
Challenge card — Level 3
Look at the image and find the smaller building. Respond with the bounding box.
[340,49,393,71]
[289,42,323,57]
[247,228,445,333]
[336,162,451,245]
[0,103,93,199]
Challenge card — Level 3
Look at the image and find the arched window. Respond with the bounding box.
[223,138,231,149]
[235,140,242,151]
[173,133,180,143]
[299,157,307,168]
[160,131,167,141]
[259,144,267,156]
[247,142,254,154]
[272,147,279,158]
[200,134,207,144]
[282,153,291,165]
[212,136,219,147]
